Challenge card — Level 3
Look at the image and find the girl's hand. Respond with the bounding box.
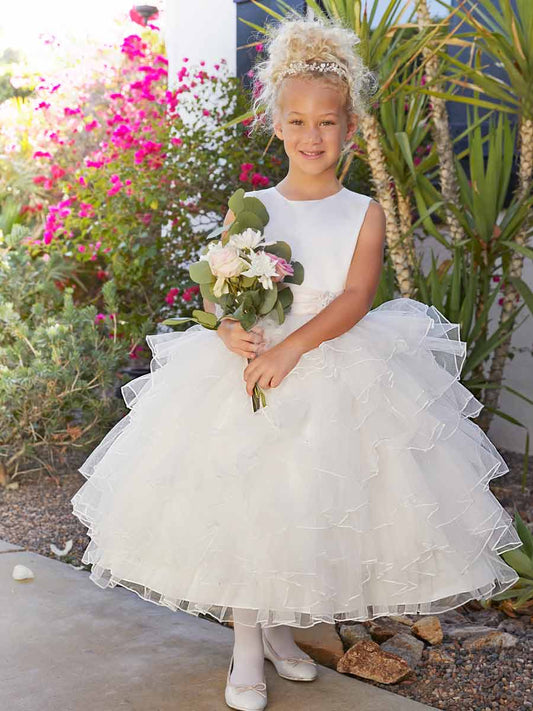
[217,318,266,359]
[243,341,304,396]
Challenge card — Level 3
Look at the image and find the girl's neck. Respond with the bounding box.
[276,169,343,201]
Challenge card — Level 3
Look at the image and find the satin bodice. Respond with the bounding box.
[217,185,373,316]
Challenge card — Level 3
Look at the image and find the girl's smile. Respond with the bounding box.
[300,150,325,159]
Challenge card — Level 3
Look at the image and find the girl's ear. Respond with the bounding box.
[345,114,358,144]
[273,117,284,142]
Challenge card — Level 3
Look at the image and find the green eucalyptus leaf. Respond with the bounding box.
[192,309,218,329]
[242,196,269,224]
[259,287,278,314]
[274,298,285,324]
[199,281,219,302]
[283,261,304,285]
[206,224,227,240]
[277,285,294,309]
[241,310,257,331]
[162,317,200,328]
[235,211,265,232]
[240,275,257,288]
[228,188,246,214]
[189,260,214,284]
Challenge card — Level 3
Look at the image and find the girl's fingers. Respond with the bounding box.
[242,332,264,345]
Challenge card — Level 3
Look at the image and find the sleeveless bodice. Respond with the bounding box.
[242,186,372,314]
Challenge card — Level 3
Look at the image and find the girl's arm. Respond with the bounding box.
[202,207,236,315]
[242,200,386,396]
[281,199,386,355]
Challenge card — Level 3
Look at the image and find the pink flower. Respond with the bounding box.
[78,245,86,253]
[202,109,210,116]
[85,120,99,132]
[129,344,143,359]
[95,313,107,323]
[265,253,294,281]
[51,164,65,180]
[165,287,180,305]
[171,137,183,146]
[33,151,52,159]
[250,172,269,187]
[79,202,95,218]
[182,285,200,302]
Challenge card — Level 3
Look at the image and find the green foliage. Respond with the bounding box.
[0,225,125,478]
[490,510,533,610]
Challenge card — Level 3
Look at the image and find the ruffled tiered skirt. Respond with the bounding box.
[71,293,521,628]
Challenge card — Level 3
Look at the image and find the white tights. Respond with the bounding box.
[230,608,309,686]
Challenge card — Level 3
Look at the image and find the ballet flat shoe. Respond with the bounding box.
[225,653,268,711]
[262,630,318,682]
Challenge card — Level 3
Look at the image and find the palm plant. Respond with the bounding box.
[415,0,533,427]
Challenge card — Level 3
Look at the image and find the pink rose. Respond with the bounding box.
[207,245,244,278]
[264,253,294,282]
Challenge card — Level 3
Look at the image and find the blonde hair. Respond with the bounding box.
[249,14,378,151]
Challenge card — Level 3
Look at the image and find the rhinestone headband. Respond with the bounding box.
[279,60,348,83]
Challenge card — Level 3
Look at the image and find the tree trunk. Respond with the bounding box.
[360,113,414,297]
[417,0,464,246]
[397,189,417,270]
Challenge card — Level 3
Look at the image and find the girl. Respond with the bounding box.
[71,13,522,711]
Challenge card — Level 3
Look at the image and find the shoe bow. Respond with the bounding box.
[234,681,267,697]
[285,657,316,667]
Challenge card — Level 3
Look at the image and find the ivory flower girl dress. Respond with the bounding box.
[71,185,521,628]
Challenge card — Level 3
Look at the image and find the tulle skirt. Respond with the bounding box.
[71,294,522,628]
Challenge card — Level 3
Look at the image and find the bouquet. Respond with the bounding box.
[163,188,304,411]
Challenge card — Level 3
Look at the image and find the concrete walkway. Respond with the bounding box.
[0,540,438,711]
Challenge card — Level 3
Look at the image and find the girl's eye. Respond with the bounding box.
[289,120,335,125]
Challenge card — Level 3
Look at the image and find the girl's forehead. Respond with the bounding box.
[278,78,345,112]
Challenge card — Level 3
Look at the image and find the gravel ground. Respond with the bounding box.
[1,447,532,711]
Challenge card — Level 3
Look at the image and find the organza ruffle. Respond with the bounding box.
[71,297,522,629]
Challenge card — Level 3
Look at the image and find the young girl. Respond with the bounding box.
[71,13,522,711]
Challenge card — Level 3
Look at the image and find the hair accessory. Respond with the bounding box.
[278,60,348,83]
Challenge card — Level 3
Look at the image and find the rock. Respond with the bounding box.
[442,624,500,641]
[438,609,470,625]
[12,564,34,581]
[411,616,443,644]
[389,615,414,626]
[338,623,371,649]
[468,609,504,626]
[363,617,413,643]
[336,639,412,684]
[381,632,425,667]
[462,631,518,651]
[497,618,527,635]
[293,622,344,669]
[427,648,455,664]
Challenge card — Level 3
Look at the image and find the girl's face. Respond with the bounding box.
[273,77,357,174]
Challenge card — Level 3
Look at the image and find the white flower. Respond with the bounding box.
[228,228,264,251]
[241,250,279,290]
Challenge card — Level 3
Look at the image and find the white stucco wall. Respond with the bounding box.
[162,0,236,89]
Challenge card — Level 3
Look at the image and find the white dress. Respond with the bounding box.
[71,185,521,629]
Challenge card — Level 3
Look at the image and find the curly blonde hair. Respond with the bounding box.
[248,14,378,151]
